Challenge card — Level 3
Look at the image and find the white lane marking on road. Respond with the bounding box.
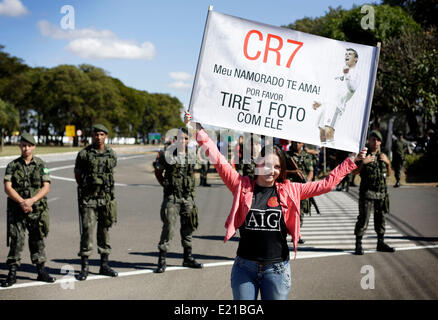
[1,244,437,291]
[50,175,76,182]
[50,165,74,172]
[50,175,128,187]
[47,155,148,185]
[47,197,60,203]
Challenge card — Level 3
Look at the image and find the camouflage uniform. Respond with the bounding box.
[154,151,197,252]
[198,145,210,186]
[242,159,256,180]
[4,157,50,267]
[285,149,314,227]
[391,137,408,186]
[74,145,117,257]
[354,149,389,237]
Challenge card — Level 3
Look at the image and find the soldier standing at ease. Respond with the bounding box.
[154,127,203,273]
[241,134,262,180]
[74,124,118,280]
[392,130,408,188]
[197,145,211,187]
[353,130,395,255]
[2,133,56,287]
[285,141,314,244]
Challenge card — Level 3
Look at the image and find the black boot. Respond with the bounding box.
[77,256,89,281]
[377,235,395,252]
[355,236,364,255]
[202,179,211,187]
[199,177,205,186]
[394,181,401,188]
[36,263,56,283]
[1,264,18,287]
[183,247,203,269]
[99,254,118,277]
[155,250,167,273]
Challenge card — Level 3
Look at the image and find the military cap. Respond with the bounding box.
[20,132,36,145]
[370,130,383,141]
[93,124,109,134]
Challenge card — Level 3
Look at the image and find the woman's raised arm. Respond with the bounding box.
[184,110,242,193]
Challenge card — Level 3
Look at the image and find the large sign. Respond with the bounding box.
[189,9,380,152]
[65,125,76,137]
[148,132,161,141]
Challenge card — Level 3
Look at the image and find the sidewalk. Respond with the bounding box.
[0,145,161,168]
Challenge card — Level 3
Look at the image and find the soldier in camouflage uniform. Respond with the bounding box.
[2,133,56,287]
[391,130,408,188]
[353,130,395,255]
[241,134,261,180]
[285,141,314,244]
[74,124,118,280]
[197,145,211,187]
[154,127,203,273]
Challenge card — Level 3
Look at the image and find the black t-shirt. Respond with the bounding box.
[237,184,290,264]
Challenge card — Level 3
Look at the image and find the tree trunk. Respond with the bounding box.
[406,109,419,137]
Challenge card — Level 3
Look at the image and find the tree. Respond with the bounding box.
[382,0,438,28]
[0,98,19,151]
[0,45,186,145]
[78,64,124,139]
[375,27,438,135]
[286,4,420,45]
[286,4,435,136]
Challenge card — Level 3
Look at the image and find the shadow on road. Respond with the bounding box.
[0,263,37,281]
[381,236,438,242]
[297,247,347,253]
[192,235,239,242]
[51,258,156,272]
[129,251,235,262]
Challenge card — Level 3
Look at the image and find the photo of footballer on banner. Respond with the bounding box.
[189,8,380,153]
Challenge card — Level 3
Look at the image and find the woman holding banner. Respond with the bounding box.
[184,110,366,300]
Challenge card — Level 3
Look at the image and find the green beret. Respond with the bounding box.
[93,124,109,134]
[21,132,36,145]
[370,130,383,141]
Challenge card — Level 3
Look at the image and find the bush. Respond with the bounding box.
[405,152,438,182]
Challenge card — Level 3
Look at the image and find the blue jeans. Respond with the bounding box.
[230,256,291,300]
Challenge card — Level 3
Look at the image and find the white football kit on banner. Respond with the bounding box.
[318,66,359,130]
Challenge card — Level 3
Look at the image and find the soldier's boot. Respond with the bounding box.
[376,235,395,253]
[99,254,118,277]
[1,264,18,287]
[77,256,89,281]
[202,179,211,187]
[155,250,167,273]
[182,247,203,269]
[36,263,56,283]
[394,180,401,188]
[355,236,364,255]
[199,177,205,186]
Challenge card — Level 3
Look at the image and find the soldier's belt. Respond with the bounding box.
[362,190,387,200]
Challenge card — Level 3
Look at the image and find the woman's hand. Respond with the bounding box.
[184,110,202,130]
[349,147,367,163]
[184,110,192,124]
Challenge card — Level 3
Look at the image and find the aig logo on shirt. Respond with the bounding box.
[245,209,282,231]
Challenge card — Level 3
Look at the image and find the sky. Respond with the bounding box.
[0,0,373,108]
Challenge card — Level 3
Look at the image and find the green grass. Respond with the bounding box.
[0,145,82,157]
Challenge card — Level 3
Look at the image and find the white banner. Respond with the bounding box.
[189,9,380,153]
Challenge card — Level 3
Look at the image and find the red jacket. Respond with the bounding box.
[195,129,357,257]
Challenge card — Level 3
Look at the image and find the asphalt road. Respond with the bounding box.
[0,151,437,301]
